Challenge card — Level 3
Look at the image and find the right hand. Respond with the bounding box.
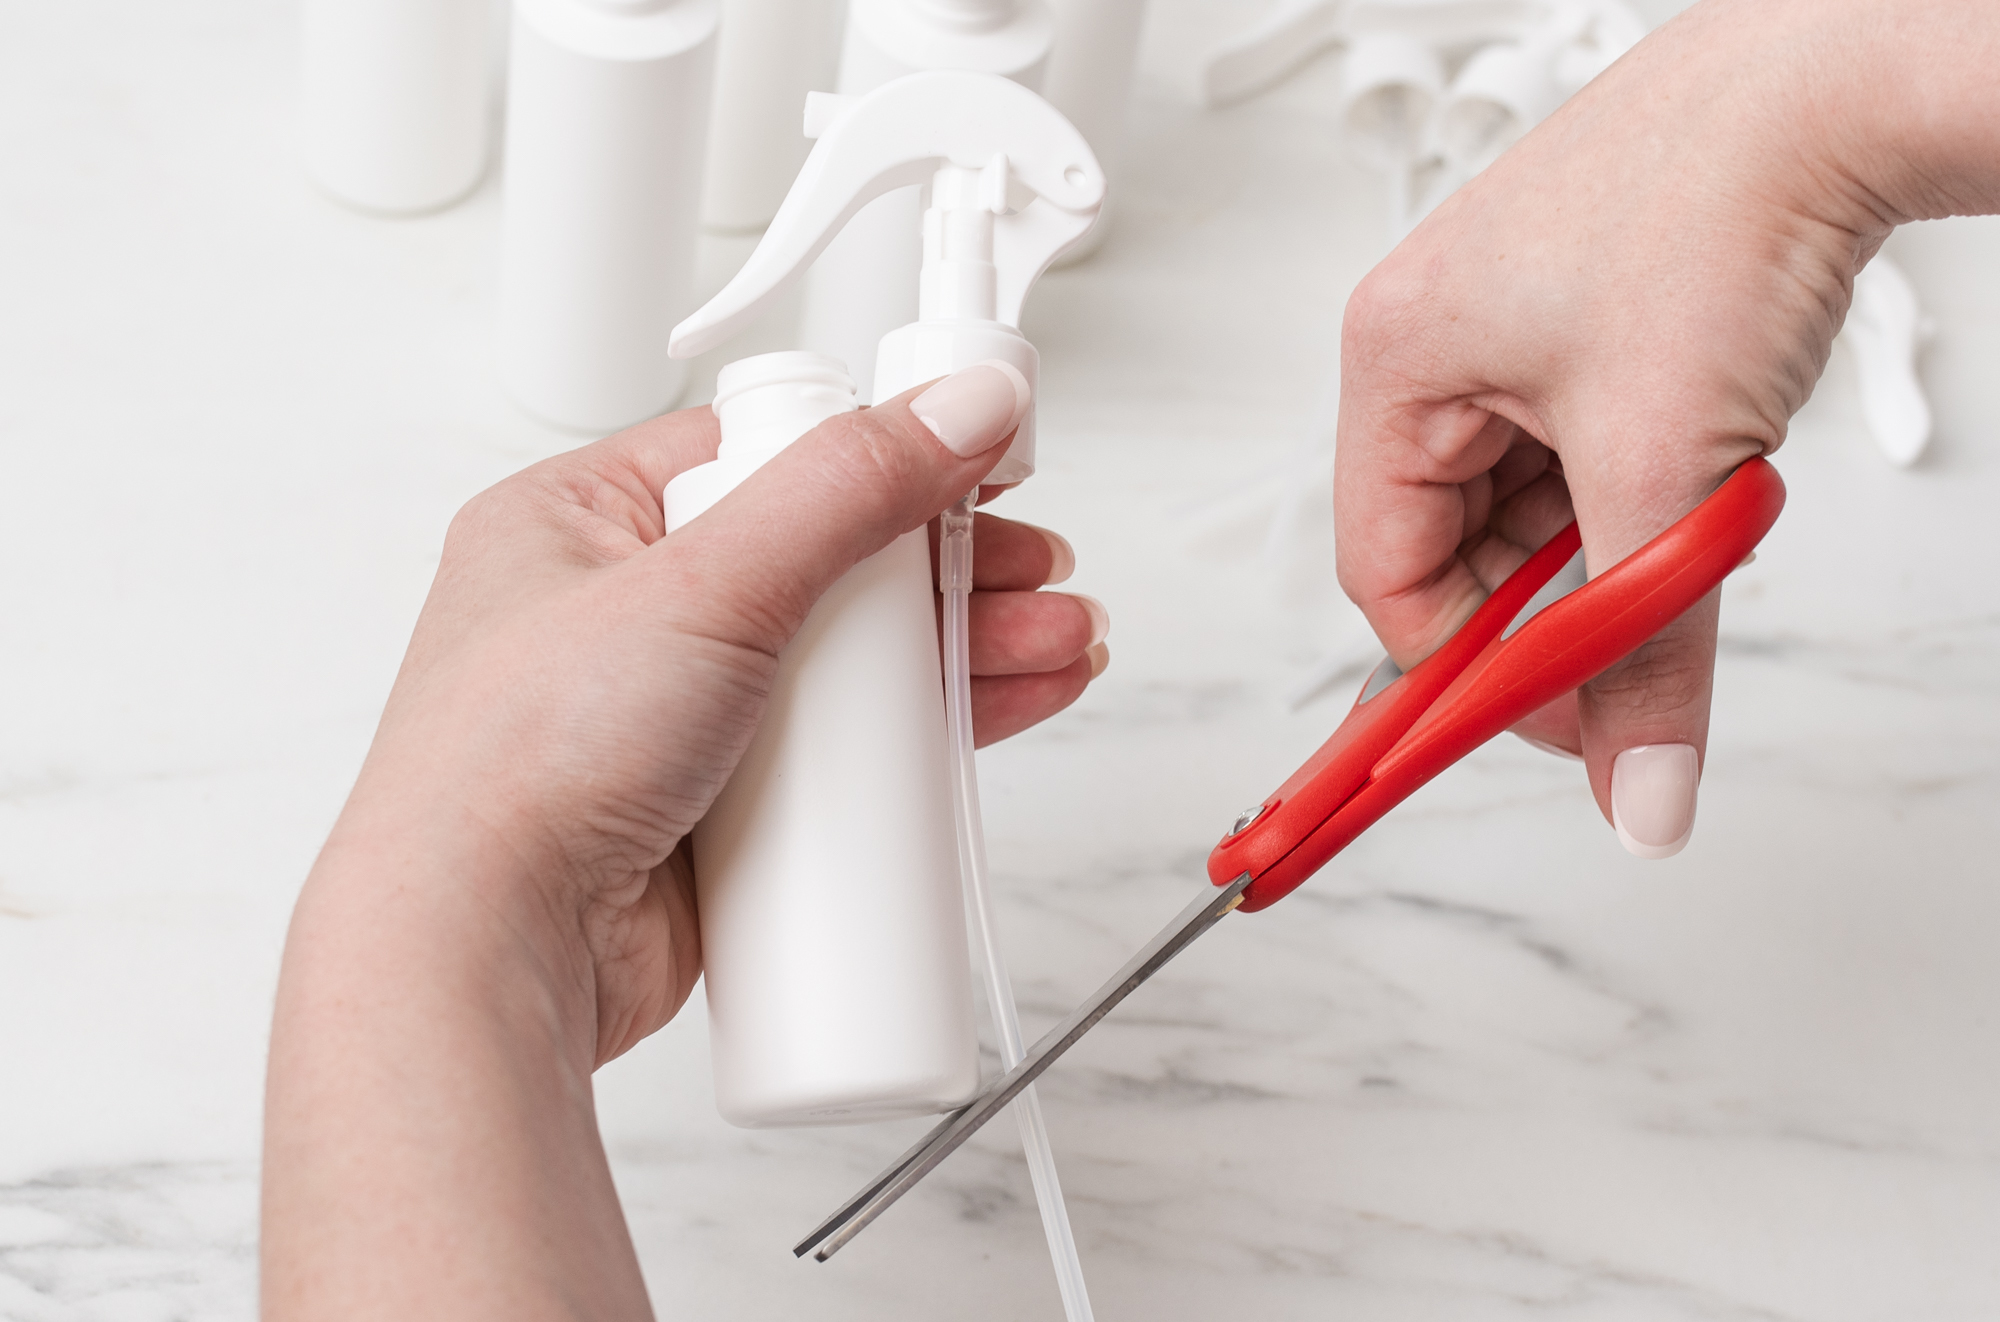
[1334,0,1998,857]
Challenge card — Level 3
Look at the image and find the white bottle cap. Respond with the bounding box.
[665,352,859,531]
[714,351,860,461]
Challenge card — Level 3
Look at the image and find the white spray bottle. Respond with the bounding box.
[300,0,495,214]
[498,0,718,434]
[663,350,982,1128]
[794,0,1054,399]
[665,72,1105,1129]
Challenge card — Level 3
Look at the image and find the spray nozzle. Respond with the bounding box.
[669,71,1106,361]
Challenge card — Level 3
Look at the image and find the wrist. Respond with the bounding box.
[1675,0,2000,235]
[265,783,639,1320]
[294,768,604,1067]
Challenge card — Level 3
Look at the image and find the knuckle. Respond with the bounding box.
[441,485,509,559]
[1590,638,1711,714]
[1342,260,1425,351]
[813,410,932,515]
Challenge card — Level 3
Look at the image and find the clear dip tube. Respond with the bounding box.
[938,492,1094,1322]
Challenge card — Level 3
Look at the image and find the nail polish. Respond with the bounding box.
[1611,743,1700,859]
[910,360,1032,458]
[1033,525,1075,585]
[1066,593,1110,648]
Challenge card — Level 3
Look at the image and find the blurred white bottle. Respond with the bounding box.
[499,0,719,433]
[664,351,979,1127]
[300,0,495,213]
[701,0,847,233]
[1041,0,1148,264]
[795,0,1053,398]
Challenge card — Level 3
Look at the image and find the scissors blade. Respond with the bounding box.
[796,872,1253,1261]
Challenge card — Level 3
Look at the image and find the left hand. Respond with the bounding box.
[264,368,1109,1322]
[329,377,1107,1066]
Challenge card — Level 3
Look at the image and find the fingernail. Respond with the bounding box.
[1030,525,1075,585]
[1086,641,1110,679]
[910,360,1031,458]
[1611,743,1700,859]
[1065,593,1110,647]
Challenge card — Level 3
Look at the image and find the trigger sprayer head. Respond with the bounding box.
[668,72,1105,361]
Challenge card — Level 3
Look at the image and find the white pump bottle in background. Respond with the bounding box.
[701,0,847,233]
[299,0,495,214]
[665,352,979,1127]
[794,0,1053,398]
[498,0,718,434]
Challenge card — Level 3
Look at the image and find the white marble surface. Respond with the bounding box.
[5,2,2000,1318]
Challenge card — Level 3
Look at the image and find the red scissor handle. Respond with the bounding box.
[1209,457,1786,912]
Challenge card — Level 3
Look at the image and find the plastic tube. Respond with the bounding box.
[938,493,1094,1322]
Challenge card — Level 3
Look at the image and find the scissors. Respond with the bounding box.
[799,456,1786,1260]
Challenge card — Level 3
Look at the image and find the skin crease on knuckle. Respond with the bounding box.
[814,407,953,535]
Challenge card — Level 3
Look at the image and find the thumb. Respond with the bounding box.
[1565,437,1764,859]
[657,360,1031,652]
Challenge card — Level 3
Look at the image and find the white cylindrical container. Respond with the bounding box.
[667,352,979,1128]
[499,0,719,434]
[300,0,495,214]
[1435,40,1560,175]
[701,0,847,233]
[1337,33,1443,171]
[795,0,1053,399]
[1040,0,1147,265]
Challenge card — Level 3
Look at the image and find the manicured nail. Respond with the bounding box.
[1611,743,1700,859]
[1065,593,1109,647]
[1086,641,1110,679]
[910,360,1031,458]
[1030,525,1075,585]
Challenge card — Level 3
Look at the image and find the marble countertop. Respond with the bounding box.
[6,1,2000,1318]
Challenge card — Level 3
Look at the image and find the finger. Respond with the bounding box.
[1566,440,1763,857]
[1579,595,1717,857]
[652,361,1031,654]
[1511,692,1582,759]
[968,590,1107,676]
[439,406,722,595]
[537,406,723,550]
[974,514,1074,589]
[923,512,1074,591]
[1334,398,1530,668]
[1457,466,1575,595]
[970,650,1103,748]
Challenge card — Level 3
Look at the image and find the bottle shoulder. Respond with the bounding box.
[847,0,1054,82]
[515,0,719,62]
